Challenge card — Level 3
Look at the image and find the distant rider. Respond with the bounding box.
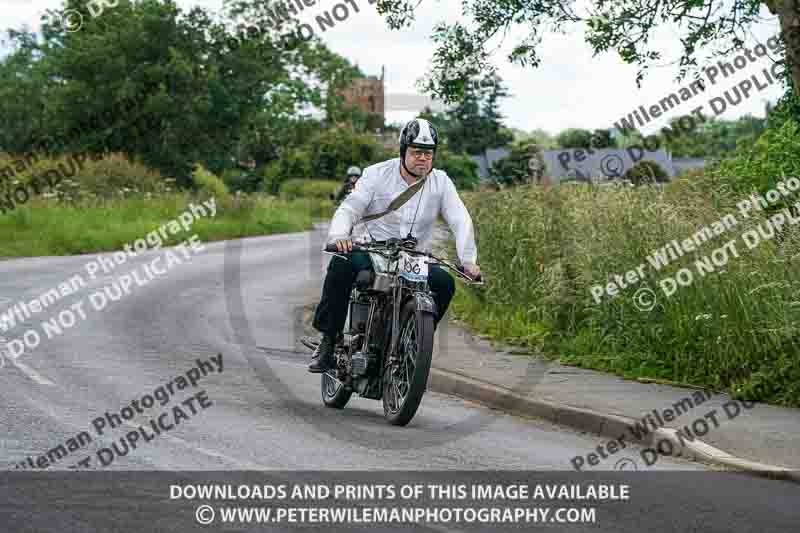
[331,166,362,203]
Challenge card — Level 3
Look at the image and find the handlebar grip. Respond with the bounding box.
[323,243,364,253]
[457,266,482,283]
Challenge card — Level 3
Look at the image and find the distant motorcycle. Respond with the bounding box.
[303,237,483,426]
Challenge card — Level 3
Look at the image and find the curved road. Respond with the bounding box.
[0,226,797,532]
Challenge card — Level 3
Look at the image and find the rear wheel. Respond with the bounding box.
[382,299,434,426]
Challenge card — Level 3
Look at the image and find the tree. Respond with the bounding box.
[555,128,593,149]
[614,128,646,149]
[445,72,513,155]
[590,129,617,149]
[417,106,454,140]
[661,115,768,157]
[623,160,670,185]
[421,72,514,181]
[0,31,54,154]
[261,126,394,192]
[489,142,546,185]
[510,128,557,148]
[0,0,359,185]
[769,76,800,126]
[375,0,800,105]
[480,72,515,150]
[307,127,393,178]
[435,148,480,189]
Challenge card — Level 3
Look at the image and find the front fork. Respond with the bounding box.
[388,284,403,365]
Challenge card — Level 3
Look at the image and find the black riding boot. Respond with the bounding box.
[308,334,336,373]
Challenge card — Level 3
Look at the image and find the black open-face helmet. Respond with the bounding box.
[399,118,438,178]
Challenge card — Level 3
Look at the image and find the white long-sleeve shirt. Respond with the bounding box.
[327,158,478,265]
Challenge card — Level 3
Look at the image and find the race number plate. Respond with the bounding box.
[399,252,428,282]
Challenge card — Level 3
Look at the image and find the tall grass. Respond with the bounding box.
[452,181,800,406]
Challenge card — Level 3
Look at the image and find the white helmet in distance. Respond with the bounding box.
[346,166,362,177]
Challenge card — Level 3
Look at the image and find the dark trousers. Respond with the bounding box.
[313,252,455,337]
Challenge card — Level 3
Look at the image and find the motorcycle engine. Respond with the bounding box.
[351,351,378,377]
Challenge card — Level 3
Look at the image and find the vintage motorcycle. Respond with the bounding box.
[303,236,483,426]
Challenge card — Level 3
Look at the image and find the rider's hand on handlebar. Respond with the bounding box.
[335,238,353,253]
[463,263,481,279]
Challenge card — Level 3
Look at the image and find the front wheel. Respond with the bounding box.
[382,299,434,426]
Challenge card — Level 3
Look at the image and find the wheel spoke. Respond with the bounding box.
[393,381,402,412]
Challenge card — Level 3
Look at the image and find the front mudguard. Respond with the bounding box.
[403,291,438,349]
[411,291,437,320]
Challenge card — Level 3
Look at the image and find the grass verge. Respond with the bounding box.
[450,182,800,407]
[0,193,334,257]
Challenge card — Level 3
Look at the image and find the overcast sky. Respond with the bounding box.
[2,0,787,135]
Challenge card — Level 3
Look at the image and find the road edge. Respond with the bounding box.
[428,367,800,484]
[300,291,798,484]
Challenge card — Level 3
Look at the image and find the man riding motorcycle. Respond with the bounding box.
[309,118,481,373]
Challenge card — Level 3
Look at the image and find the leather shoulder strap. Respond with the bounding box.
[358,175,428,223]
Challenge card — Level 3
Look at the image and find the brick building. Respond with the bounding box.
[338,67,385,123]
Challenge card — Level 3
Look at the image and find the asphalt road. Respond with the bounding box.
[0,227,797,532]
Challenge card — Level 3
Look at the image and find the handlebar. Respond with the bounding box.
[323,243,483,284]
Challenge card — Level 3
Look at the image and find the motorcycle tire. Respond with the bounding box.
[382,299,434,426]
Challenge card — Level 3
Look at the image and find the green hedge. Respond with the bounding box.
[622,160,669,185]
[280,179,341,200]
[706,118,800,201]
